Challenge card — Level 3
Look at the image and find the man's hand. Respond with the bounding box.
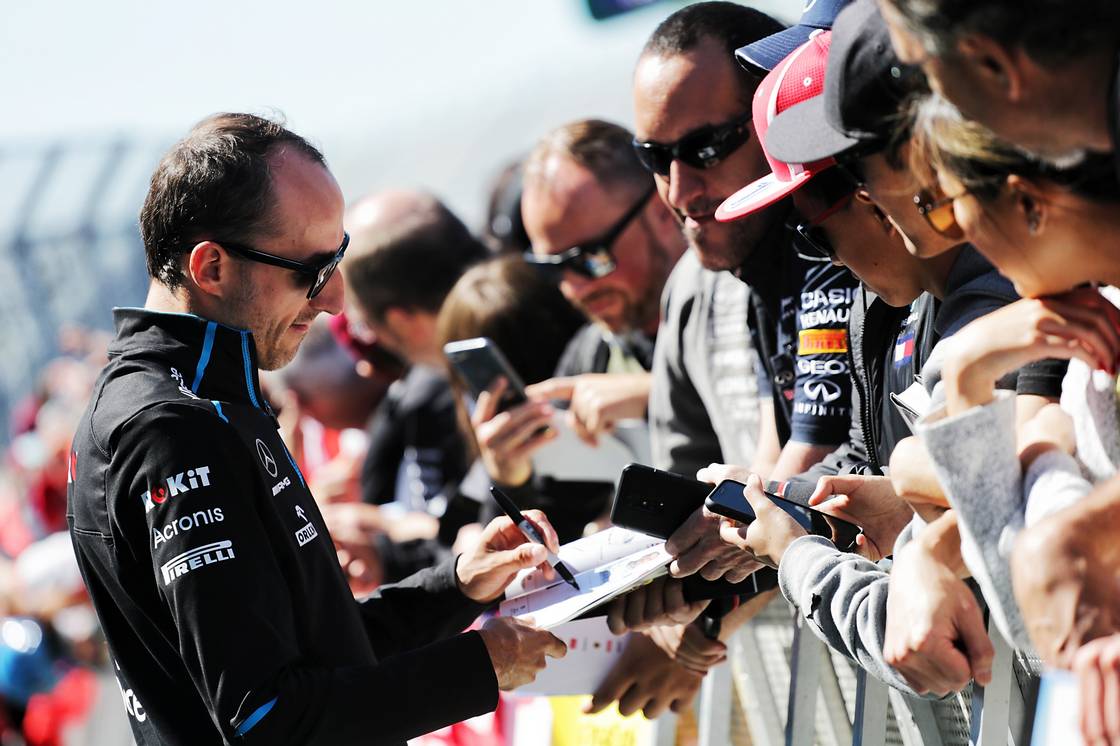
[647,622,727,674]
[586,632,704,718]
[809,474,915,560]
[1017,403,1076,471]
[479,617,567,690]
[528,373,650,445]
[660,463,761,582]
[884,538,993,696]
[604,576,710,634]
[456,510,560,603]
[717,475,807,568]
[322,502,386,595]
[1073,633,1120,745]
[473,378,557,487]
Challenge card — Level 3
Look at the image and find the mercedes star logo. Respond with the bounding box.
[255,439,278,478]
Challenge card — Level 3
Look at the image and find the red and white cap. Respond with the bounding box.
[716,30,835,222]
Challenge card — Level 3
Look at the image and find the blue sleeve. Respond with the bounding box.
[789,262,856,444]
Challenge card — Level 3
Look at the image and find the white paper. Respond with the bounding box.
[891,379,934,432]
[531,418,649,483]
[499,543,671,629]
[515,618,630,695]
[503,526,662,598]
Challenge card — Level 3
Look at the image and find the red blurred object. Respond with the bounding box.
[23,668,97,746]
[328,313,406,382]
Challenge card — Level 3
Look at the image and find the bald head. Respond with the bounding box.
[341,189,488,321]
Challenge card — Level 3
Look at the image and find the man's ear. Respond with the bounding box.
[1007,175,1049,235]
[956,35,1023,101]
[188,241,233,298]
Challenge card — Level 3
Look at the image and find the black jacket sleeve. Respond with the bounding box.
[111,405,497,745]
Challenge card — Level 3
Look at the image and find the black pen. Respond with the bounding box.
[489,486,580,590]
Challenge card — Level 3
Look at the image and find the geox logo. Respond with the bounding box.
[160,540,235,585]
[141,466,212,513]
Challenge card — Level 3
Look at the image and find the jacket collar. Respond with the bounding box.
[109,307,270,411]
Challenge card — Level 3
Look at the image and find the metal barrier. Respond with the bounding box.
[661,600,1034,746]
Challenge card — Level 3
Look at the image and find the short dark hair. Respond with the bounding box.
[885,0,1120,66]
[641,2,785,101]
[344,196,489,319]
[524,119,651,201]
[139,112,326,291]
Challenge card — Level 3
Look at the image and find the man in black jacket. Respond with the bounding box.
[67,113,565,746]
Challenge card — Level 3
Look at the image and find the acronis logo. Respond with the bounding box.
[141,466,212,513]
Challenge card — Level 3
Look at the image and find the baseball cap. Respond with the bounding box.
[715,32,835,222]
[764,0,922,164]
[736,0,852,74]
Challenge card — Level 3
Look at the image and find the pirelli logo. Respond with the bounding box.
[160,540,235,586]
[798,329,848,355]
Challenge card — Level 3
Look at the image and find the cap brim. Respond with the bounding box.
[736,25,816,74]
[715,169,817,222]
[765,97,863,164]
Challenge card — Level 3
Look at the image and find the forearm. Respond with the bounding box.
[770,441,840,483]
[777,536,933,697]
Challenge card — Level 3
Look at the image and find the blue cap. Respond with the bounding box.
[735,0,853,74]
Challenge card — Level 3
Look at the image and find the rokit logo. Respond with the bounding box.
[152,507,224,547]
[160,540,235,586]
[141,466,212,513]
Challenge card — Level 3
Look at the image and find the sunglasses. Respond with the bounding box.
[216,233,349,299]
[523,188,653,279]
[913,189,965,240]
[631,113,753,177]
[788,193,855,263]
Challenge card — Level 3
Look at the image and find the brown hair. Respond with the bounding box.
[139,112,325,290]
[523,119,651,201]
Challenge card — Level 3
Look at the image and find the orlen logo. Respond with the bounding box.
[141,466,212,513]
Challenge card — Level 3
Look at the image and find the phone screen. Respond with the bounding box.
[705,480,862,552]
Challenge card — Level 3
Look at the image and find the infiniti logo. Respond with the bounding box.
[803,379,843,403]
[255,439,278,478]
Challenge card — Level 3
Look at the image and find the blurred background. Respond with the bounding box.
[0,2,799,743]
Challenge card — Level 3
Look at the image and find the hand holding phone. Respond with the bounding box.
[706,476,863,564]
[610,464,713,540]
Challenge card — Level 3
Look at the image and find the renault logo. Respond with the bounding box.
[255,439,278,478]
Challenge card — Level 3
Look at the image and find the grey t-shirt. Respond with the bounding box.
[649,251,761,475]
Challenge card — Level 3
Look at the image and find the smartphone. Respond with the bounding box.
[611,463,712,540]
[443,337,530,413]
[704,479,863,552]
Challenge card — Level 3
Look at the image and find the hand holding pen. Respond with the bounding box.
[456,506,571,603]
[491,487,580,589]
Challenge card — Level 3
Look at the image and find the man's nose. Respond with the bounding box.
[310,267,346,316]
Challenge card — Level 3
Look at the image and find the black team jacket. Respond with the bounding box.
[67,309,497,746]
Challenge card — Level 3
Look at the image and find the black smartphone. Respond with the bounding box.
[443,337,530,412]
[704,479,863,552]
[611,463,712,540]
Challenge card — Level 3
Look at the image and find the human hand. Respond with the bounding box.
[647,621,728,674]
[942,290,1120,415]
[604,575,710,634]
[528,372,651,445]
[1011,508,1120,666]
[479,616,567,690]
[322,502,386,595]
[472,377,557,487]
[809,474,914,560]
[884,539,993,695]
[717,474,807,568]
[456,510,559,603]
[1073,633,1120,745]
[585,632,704,718]
[666,504,760,582]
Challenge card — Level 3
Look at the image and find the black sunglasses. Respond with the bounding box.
[631,113,752,177]
[787,194,854,263]
[216,233,349,299]
[523,188,654,279]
